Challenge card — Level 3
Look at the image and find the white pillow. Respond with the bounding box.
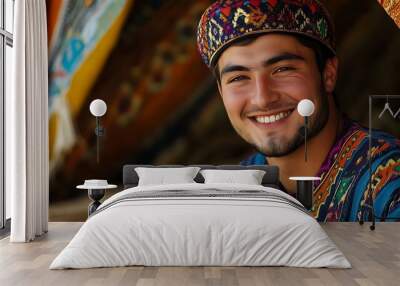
[135,167,201,186]
[200,169,266,185]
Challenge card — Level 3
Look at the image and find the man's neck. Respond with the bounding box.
[267,105,341,194]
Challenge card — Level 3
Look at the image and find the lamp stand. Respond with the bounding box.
[94,117,105,164]
[304,116,308,162]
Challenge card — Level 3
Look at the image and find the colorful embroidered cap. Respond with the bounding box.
[197,0,336,68]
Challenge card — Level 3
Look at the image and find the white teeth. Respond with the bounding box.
[254,111,291,124]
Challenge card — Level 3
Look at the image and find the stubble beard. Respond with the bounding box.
[252,89,330,158]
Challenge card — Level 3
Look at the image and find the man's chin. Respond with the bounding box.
[252,137,303,158]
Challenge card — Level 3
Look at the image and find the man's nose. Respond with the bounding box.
[251,74,280,108]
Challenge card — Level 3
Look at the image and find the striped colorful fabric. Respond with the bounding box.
[241,117,400,222]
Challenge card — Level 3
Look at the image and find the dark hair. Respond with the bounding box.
[212,32,335,86]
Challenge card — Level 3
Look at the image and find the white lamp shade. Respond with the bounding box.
[90,99,107,117]
[297,99,315,117]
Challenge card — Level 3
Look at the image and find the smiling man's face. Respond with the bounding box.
[217,33,333,157]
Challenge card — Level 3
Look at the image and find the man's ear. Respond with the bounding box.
[323,57,338,93]
[217,81,222,96]
[214,63,223,96]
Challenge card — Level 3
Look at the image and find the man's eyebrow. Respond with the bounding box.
[219,52,305,78]
[220,65,250,78]
[264,53,305,66]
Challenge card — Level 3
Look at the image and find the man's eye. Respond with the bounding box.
[273,66,294,74]
[227,75,248,83]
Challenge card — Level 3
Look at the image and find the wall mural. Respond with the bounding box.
[379,0,400,27]
[47,0,134,171]
[46,0,400,220]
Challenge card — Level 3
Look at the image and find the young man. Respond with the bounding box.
[197,0,400,221]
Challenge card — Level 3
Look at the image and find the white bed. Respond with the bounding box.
[50,183,351,269]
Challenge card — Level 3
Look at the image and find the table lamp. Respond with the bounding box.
[293,99,318,211]
[297,99,315,162]
[89,99,107,163]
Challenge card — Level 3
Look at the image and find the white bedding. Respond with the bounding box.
[50,183,351,269]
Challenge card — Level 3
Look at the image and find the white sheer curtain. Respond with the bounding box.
[6,0,49,242]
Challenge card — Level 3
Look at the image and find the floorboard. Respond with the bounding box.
[0,222,399,286]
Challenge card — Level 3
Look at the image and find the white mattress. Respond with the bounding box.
[50,183,351,269]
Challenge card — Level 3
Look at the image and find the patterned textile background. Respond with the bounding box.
[46,0,400,221]
[379,0,400,27]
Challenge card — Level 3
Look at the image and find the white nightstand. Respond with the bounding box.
[77,180,117,216]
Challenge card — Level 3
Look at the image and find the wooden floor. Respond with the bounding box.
[0,223,399,286]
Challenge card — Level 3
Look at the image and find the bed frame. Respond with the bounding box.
[122,165,280,189]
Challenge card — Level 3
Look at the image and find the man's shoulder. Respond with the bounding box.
[342,120,400,168]
[346,119,400,150]
[240,152,266,166]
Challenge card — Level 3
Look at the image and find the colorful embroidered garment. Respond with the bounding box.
[241,117,400,222]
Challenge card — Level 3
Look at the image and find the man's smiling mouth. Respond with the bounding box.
[250,109,295,124]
